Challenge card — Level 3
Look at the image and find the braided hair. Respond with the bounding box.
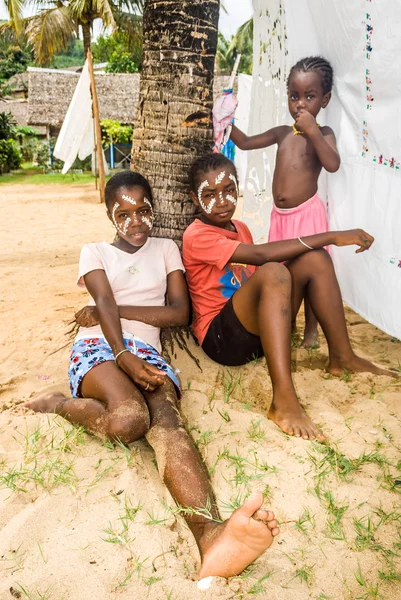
[188,154,238,193]
[287,56,334,95]
[105,170,154,211]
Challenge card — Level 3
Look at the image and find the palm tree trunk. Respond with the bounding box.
[82,22,92,57]
[131,0,220,241]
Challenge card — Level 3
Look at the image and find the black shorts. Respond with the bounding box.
[201,297,264,366]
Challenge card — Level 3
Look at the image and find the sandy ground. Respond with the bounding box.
[0,181,401,600]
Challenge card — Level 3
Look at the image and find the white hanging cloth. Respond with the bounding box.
[54,60,108,175]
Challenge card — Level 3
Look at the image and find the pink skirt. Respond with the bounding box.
[268,193,328,245]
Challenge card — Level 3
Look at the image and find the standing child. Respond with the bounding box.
[24,170,279,581]
[231,56,340,347]
[183,154,394,442]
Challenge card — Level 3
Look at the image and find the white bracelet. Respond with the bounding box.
[114,348,130,363]
[298,236,314,251]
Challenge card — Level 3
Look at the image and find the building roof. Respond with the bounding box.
[27,68,236,128]
[28,69,140,127]
[0,98,47,134]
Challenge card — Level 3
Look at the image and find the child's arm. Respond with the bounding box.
[230,229,373,266]
[76,270,189,329]
[84,270,166,389]
[295,110,340,172]
[230,124,280,150]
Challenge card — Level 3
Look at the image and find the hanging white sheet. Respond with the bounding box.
[245,0,401,339]
[54,60,94,174]
[234,74,252,190]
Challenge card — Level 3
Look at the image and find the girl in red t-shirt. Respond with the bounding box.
[183,154,395,443]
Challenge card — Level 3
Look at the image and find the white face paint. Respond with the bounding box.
[141,214,154,231]
[112,201,133,236]
[227,173,239,206]
[122,217,131,234]
[197,179,216,214]
[143,197,152,209]
[111,201,120,230]
[121,194,137,205]
[215,170,226,185]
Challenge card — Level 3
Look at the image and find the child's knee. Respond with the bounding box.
[107,408,150,445]
[258,262,291,287]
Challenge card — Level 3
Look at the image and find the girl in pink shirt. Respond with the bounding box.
[25,170,280,581]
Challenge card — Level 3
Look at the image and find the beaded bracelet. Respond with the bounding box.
[298,236,314,251]
[114,348,130,363]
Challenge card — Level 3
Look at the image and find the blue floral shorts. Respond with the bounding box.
[68,333,181,398]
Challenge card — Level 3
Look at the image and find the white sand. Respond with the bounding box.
[0,182,400,599]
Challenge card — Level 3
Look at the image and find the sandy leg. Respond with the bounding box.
[198,492,279,579]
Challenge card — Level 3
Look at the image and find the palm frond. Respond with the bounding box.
[4,0,25,35]
[112,11,142,52]
[25,6,75,65]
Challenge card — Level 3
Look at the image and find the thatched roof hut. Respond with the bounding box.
[27,68,236,129]
[4,72,29,99]
[0,98,47,135]
[28,69,140,128]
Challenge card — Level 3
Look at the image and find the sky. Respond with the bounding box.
[0,1,254,37]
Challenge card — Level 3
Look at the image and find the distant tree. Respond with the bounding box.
[0,0,143,63]
[93,30,142,70]
[0,30,33,79]
[216,18,253,76]
[105,51,139,73]
[50,38,85,69]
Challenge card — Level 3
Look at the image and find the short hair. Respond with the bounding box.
[105,170,153,210]
[287,56,334,95]
[188,154,238,193]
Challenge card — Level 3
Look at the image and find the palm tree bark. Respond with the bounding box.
[81,21,92,57]
[131,0,220,241]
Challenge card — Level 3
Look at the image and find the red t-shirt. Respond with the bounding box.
[182,219,257,345]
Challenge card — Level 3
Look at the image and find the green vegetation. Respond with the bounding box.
[101,119,133,146]
[216,18,253,76]
[0,111,22,173]
[0,168,97,185]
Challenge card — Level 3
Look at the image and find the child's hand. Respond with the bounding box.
[294,109,319,136]
[75,306,99,327]
[334,229,374,253]
[117,352,167,392]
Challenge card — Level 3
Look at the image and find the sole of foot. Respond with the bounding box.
[198,492,279,579]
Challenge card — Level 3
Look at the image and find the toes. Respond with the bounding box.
[266,519,278,531]
[254,509,269,521]
[270,526,280,537]
[238,491,264,517]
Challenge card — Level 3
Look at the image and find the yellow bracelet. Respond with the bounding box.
[114,348,130,363]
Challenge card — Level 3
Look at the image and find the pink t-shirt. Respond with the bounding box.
[182,219,257,345]
[75,238,184,353]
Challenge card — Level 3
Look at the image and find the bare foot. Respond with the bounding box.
[23,392,67,413]
[328,354,399,378]
[300,327,319,349]
[198,492,279,579]
[268,396,326,442]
